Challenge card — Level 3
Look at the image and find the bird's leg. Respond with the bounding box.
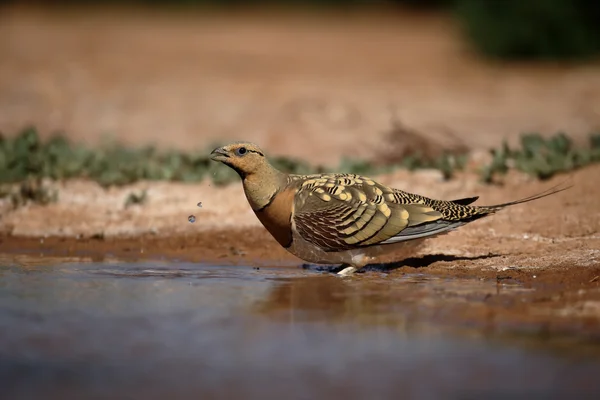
[337,253,370,276]
[337,263,358,276]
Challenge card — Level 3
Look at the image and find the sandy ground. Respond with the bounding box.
[0,5,599,339]
[2,164,599,269]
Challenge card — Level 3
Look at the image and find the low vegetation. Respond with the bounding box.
[0,127,471,189]
[0,127,599,207]
[0,178,58,208]
[481,132,600,183]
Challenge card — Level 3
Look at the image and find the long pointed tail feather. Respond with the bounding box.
[478,177,573,212]
[382,177,573,246]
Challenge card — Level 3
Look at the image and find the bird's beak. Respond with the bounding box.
[210,147,230,162]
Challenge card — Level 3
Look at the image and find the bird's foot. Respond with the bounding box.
[337,265,358,276]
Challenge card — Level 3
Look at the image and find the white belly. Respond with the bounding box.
[286,230,426,267]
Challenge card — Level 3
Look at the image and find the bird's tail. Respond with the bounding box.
[384,178,573,246]
[475,178,573,214]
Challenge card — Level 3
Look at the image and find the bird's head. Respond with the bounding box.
[210,142,268,178]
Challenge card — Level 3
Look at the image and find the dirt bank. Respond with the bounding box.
[1,164,598,277]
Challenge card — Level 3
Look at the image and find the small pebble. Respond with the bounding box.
[188,215,196,223]
[197,202,203,208]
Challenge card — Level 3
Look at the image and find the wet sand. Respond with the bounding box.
[2,224,599,342]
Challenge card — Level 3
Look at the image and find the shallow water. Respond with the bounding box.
[1,256,599,400]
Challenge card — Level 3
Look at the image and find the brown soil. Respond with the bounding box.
[0,5,599,340]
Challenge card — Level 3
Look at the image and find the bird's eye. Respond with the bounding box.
[236,147,247,156]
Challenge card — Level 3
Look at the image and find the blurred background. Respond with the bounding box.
[2,5,600,399]
[1,0,599,166]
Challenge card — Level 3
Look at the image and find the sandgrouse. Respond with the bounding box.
[211,142,567,276]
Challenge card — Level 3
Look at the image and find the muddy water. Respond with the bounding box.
[1,256,600,400]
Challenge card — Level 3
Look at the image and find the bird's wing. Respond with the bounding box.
[291,174,445,252]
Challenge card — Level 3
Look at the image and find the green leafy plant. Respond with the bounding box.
[0,127,213,187]
[0,127,470,187]
[0,178,58,208]
[480,132,600,183]
[1,127,599,189]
